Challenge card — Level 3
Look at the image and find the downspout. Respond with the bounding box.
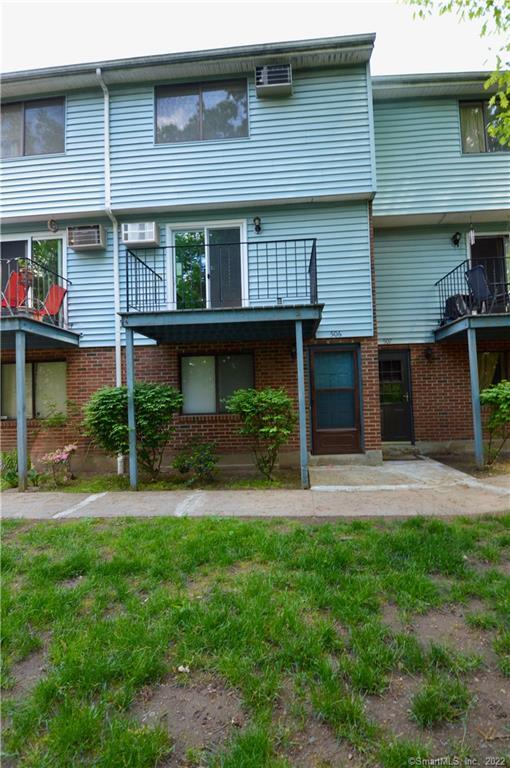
[96,67,124,475]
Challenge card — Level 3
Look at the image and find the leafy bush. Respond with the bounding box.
[83,383,183,478]
[226,387,296,480]
[0,449,19,487]
[172,440,218,485]
[480,379,510,465]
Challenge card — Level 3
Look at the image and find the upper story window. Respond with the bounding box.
[1,97,65,158]
[155,80,248,144]
[459,101,509,154]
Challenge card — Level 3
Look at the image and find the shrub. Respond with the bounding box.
[83,383,183,478]
[226,387,296,480]
[480,379,510,465]
[0,449,19,487]
[172,440,218,485]
[41,444,77,485]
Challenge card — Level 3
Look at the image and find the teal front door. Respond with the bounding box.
[310,348,361,454]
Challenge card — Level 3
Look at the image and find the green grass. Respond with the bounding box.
[1,515,510,767]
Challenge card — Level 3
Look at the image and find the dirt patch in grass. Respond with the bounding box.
[132,674,245,765]
[381,603,407,634]
[185,560,270,599]
[365,671,510,762]
[411,601,498,665]
[4,647,48,700]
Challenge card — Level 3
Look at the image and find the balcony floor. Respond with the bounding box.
[435,313,510,342]
[0,315,80,349]
[121,304,323,343]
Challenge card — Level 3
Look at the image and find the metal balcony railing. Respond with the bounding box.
[435,256,510,325]
[1,256,71,328]
[125,238,318,312]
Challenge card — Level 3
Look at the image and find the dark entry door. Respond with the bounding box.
[379,351,413,442]
[311,348,361,454]
[209,228,242,308]
[471,236,507,297]
[1,240,26,291]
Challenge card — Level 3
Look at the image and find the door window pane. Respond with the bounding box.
[174,230,206,309]
[460,103,485,153]
[316,390,355,429]
[314,352,354,389]
[156,86,200,143]
[218,354,253,412]
[35,362,67,418]
[181,356,215,413]
[24,98,65,156]
[202,82,248,140]
[1,103,23,158]
[1,364,33,418]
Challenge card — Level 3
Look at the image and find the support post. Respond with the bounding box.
[295,320,309,489]
[467,326,484,468]
[15,330,27,491]
[125,327,138,489]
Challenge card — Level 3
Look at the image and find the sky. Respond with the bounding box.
[1,0,503,76]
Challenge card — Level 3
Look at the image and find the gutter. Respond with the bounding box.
[96,67,124,476]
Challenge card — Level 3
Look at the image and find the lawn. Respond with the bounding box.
[1,515,510,767]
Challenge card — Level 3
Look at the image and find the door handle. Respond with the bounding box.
[403,393,409,402]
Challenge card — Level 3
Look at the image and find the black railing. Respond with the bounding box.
[435,256,510,325]
[1,256,71,327]
[125,238,318,312]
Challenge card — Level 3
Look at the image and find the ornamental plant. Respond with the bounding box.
[83,383,183,478]
[172,440,218,485]
[226,387,296,480]
[41,444,77,485]
[480,379,510,465]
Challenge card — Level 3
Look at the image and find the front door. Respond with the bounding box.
[379,351,413,442]
[310,348,361,454]
[209,228,242,308]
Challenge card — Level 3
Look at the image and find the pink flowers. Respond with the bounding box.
[41,444,77,484]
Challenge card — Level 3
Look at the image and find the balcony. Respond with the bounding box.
[435,255,510,341]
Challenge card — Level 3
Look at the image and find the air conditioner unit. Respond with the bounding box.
[67,224,106,251]
[121,222,160,247]
[255,64,292,98]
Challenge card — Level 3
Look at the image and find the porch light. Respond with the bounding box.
[451,232,461,247]
[253,216,262,234]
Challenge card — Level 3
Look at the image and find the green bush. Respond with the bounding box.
[83,383,183,478]
[480,379,510,465]
[226,387,296,480]
[172,440,218,485]
[0,449,19,487]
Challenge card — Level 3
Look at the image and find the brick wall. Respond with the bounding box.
[379,340,510,442]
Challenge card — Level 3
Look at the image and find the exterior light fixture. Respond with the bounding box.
[424,346,434,362]
[47,219,59,233]
[451,232,461,247]
[253,216,262,234]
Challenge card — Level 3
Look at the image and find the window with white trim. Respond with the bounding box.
[1,362,67,419]
[1,98,65,158]
[181,354,254,414]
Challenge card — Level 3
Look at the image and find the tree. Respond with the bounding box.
[479,379,510,465]
[405,0,510,145]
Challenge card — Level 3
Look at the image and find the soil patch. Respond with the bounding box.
[411,602,497,665]
[132,674,245,766]
[364,671,510,762]
[381,603,407,634]
[5,646,48,700]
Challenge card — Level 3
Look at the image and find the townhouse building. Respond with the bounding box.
[1,35,508,488]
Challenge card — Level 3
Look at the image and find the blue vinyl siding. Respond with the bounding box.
[374,223,509,344]
[0,91,104,218]
[109,68,375,209]
[373,98,510,216]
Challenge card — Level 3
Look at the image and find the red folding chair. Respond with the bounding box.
[33,284,67,323]
[1,271,29,313]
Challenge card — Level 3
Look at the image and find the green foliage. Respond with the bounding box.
[480,379,510,464]
[411,674,472,727]
[405,0,510,145]
[378,738,430,768]
[172,440,218,485]
[226,388,296,480]
[83,383,183,478]
[0,449,19,488]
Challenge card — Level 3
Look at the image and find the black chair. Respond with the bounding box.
[464,264,507,314]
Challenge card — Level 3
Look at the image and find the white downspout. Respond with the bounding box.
[96,67,124,475]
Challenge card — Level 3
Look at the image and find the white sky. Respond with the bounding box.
[1,0,502,76]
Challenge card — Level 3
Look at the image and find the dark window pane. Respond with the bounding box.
[316,390,355,429]
[460,103,485,153]
[202,81,248,140]
[24,98,64,156]
[1,103,23,158]
[174,230,206,309]
[156,87,200,143]
[218,354,253,412]
[314,352,354,389]
[485,102,510,153]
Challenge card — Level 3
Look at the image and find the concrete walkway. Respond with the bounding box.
[1,459,509,520]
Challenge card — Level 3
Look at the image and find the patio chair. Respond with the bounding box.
[464,264,506,314]
[0,271,29,314]
[32,284,67,324]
